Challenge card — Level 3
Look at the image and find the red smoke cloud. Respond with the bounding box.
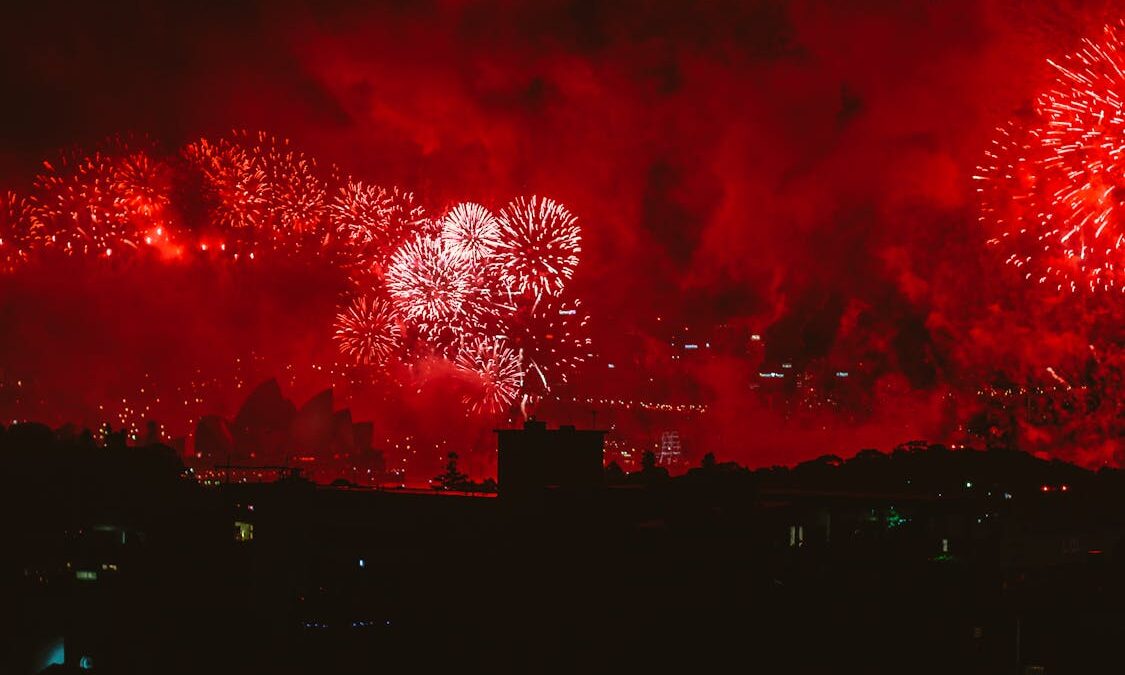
[4,1,1125,473]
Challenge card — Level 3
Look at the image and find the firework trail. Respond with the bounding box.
[333,295,403,366]
[454,337,524,414]
[441,202,500,262]
[495,195,581,301]
[1045,366,1073,390]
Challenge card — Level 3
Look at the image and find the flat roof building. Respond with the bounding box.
[495,419,606,498]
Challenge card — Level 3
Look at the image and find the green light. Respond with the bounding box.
[885,506,908,529]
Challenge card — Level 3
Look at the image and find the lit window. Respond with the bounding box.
[234,521,254,543]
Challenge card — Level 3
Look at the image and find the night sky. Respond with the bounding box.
[2,0,1124,473]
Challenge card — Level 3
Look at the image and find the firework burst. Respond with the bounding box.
[32,139,173,257]
[333,295,402,366]
[495,196,581,299]
[0,191,39,272]
[441,202,500,262]
[113,151,174,221]
[183,131,329,251]
[498,295,592,399]
[977,21,1125,293]
[454,337,524,414]
[329,180,384,245]
[0,128,595,441]
[330,181,433,262]
[385,236,474,329]
[380,186,436,243]
[182,136,269,231]
[241,130,327,235]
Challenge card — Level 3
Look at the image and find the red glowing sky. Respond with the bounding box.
[3,0,1125,470]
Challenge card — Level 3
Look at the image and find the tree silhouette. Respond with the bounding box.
[637,450,669,484]
[432,452,470,491]
[605,461,627,485]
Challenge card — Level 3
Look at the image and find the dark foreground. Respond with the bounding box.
[6,439,1125,673]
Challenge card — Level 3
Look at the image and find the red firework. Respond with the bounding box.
[333,295,403,366]
[977,21,1125,293]
[440,202,500,262]
[454,336,524,414]
[2,129,597,437]
[0,191,40,272]
[32,138,174,257]
[329,181,434,265]
[495,196,581,299]
[183,131,329,250]
[113,151,174,221]
[379,186,436,244]
[385,235,474,329]
[242,130,327,235]
[112,150,178,255]
[494,295,592,399]
[182,136,269,231]
[329,180,385,245]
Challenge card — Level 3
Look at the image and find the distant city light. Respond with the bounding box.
[836,371,849,378]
